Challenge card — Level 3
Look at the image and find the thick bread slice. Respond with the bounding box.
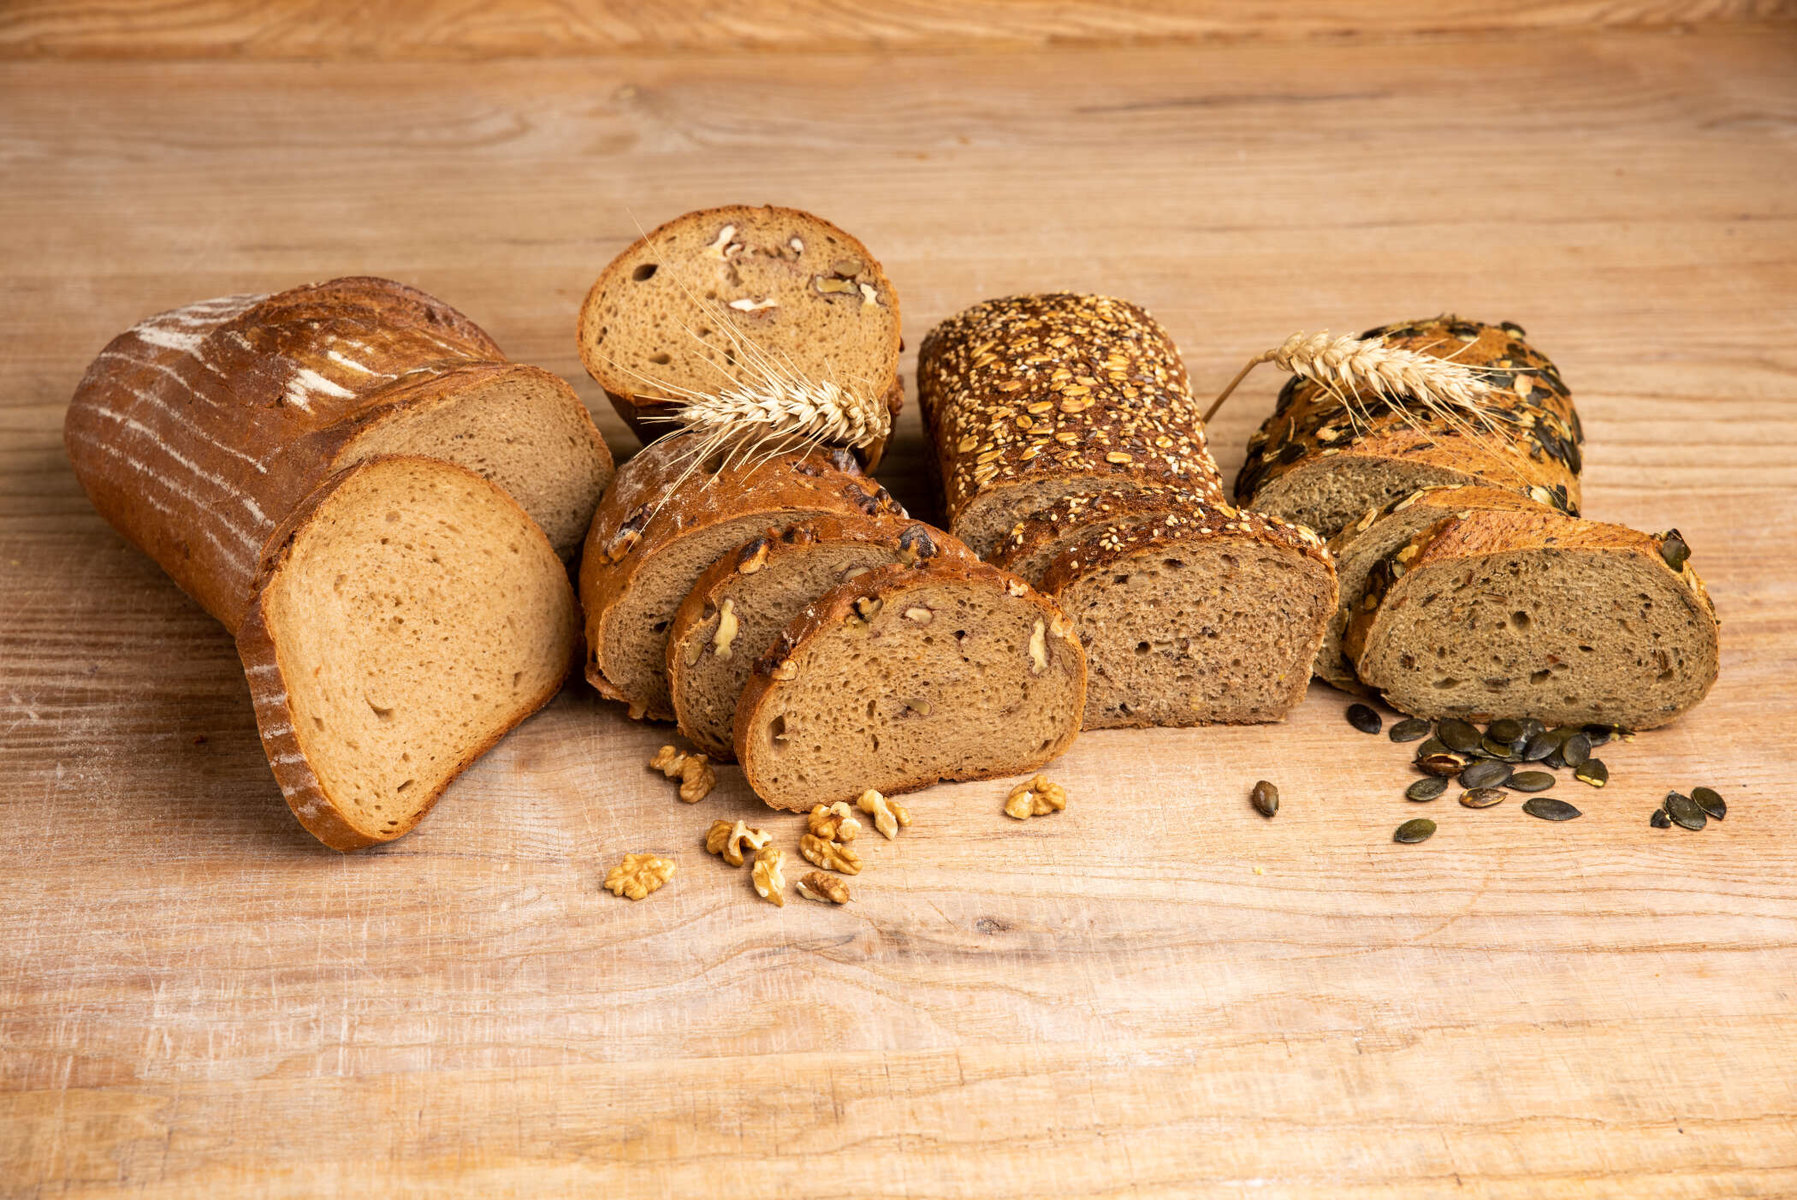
[1037,505,1336,728]
[1235,316,1581,539]
[1316,484,1555,692]
[989,483,1232,586]
[667,515,971,761]
[64,277,613,630]
[237,456,578,851]
[918,293,1224,558]
[579,431,904,721]
[734,560,1086,811]
[577,205,903,467]
[1345,509,1718,730]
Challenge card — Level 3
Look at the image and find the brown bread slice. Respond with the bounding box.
[666,515,970,761]
[238,456,578,850]
[988,483,1230,586]
[579,431,905,721]
[1345,508,1718,729]
[1037,505,1336,728]
[1235,316,1581,539]
[577,204,903,467]
[734,560,1086,811]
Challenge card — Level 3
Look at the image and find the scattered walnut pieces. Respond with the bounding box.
[807,801,862,843]
[797,872,852,904]
[705,819,771,867]
[799,832,862,875]
[650,744,715,803]
[604,853,676,900]
[856,789,911,840]
[751,845,786,906]
[1004,774,1068,820]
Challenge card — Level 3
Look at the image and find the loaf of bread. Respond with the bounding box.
[1033,502,1336,727]
[238,456,578,849]
[666,515,970,760]
[1344,508,1718,729]
[1235,317,1581,540]
[577,205,903,467]
[65,277,613,631]
[917,294,1224,557]
[734,559,1086,810]
[988,483,1233,586]
[579,431,905,721]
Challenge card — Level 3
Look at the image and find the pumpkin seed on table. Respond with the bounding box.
[1505,770,1557,793]
[1251,780,1279,818]
[1389,717,1433,743]
[1659,529,1690,571]
[1692,787,1726,820]
[1346,703,1382,735]
[1650,809,1672,829]
[1414,737,1449,760]
[1480,735,1522,760]
[1460,787,1508,809]
[1460,759,1513,789]
[1520,718,1547,740]
[1520,733,1558,762]
[1574,759,1608,788]
[1522,797,1582,821]
[1419,753,1468,778]
[1436,718,1482,753]
[1486,718,1526,746]
[1582,723,1615,747]
[1559,733,1592,768]
[1406,777,1448,802]
[1665,792,1707,831]
[1394,817,1437,844]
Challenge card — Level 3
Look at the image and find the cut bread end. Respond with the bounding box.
[238,456,577,850]
[954,474,1221,561]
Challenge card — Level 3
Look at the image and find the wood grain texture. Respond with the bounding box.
[4,22,1797,1197]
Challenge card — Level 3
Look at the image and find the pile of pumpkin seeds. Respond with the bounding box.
[1652,786,1726,831]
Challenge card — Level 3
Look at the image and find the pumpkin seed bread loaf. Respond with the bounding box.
[734,559,1086,811]
[1235,316,1582,539]
[1344,509,1718,730]
[1035,503,1336,728]
[579,431,904,721]
[988,482,1237,586]
[578,205,904,468]
[666,515,973,760]
[918,294,1224,558]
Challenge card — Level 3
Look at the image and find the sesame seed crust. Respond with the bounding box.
[990,482,1249,586]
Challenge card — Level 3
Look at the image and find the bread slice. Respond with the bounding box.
[579,431,905,721]
[1036,504,1336,728]
[734,560,1086,811]
[1345,508,1718,730]
[577,205,903,467]
[667,515,970,761]
[988,483,1229,586]
[1316,484,1555,692]
[237,456,578,850]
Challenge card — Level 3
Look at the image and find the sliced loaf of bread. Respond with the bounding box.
[666,515,969,760]
[988,483,1230,586]
[734,560,1086,811]
[238,456,578,850]
[1344,508,1718,729]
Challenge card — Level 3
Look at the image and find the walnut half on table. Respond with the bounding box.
[604,853,676,900]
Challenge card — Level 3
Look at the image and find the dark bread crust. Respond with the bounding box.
[236,456,578,852]
[989,483,1234,586]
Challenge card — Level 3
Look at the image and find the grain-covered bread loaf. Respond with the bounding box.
[1034,502,1336,728]
[238,456,578,850]
[666,515,970,760]
[577,205,903,467]
[918,294,1224,558]
[1344,508,1718,730]
[1235,317,1581,540]
[579,431,905,721]
[734,559,1085,811]
[64,277,613,631]
[988,483,1231,586]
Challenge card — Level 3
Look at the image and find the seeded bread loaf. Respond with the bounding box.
[1235,317,1581,539]
[918,294,1224,558]
[579,431,905,720]
[988,483,1233,586]
[666,515,971,760]
[238,456,578,850]
[64,277,613,631]
[734,559,1086,811]
[1344,508,1718,729]
[577,205,904,468]
[1035,503,1336,728]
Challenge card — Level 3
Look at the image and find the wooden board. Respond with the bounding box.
[5,16,1797,1197]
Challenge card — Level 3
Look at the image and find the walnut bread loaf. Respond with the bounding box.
[238,456,578,850]
[666,515,971,760]
[1344,508,1718,730]
[918,294,1224,558]
[65,277,613,631]
[577,205,903,467]
[734,559,1086,811]
[1033,502,1336,728]
[1235,316,1581,540]
[579,431,904,721]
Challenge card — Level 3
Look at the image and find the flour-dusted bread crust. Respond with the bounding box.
[988,483,1231,586]
[64,277,613,631]
[577,205,904,467]
[1345,508,1718,730]
[579,432,905,721]
[666,515,971,761]
[1036,504,1336,728]
[918,294,1224,557]
[238,456,579,851]
[734,558,1085,811]
[1235,316,1581,540]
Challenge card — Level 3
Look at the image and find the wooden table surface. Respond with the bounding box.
[5,6,1797,1197]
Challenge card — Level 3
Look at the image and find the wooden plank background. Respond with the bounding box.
[3,6,1797,1196]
